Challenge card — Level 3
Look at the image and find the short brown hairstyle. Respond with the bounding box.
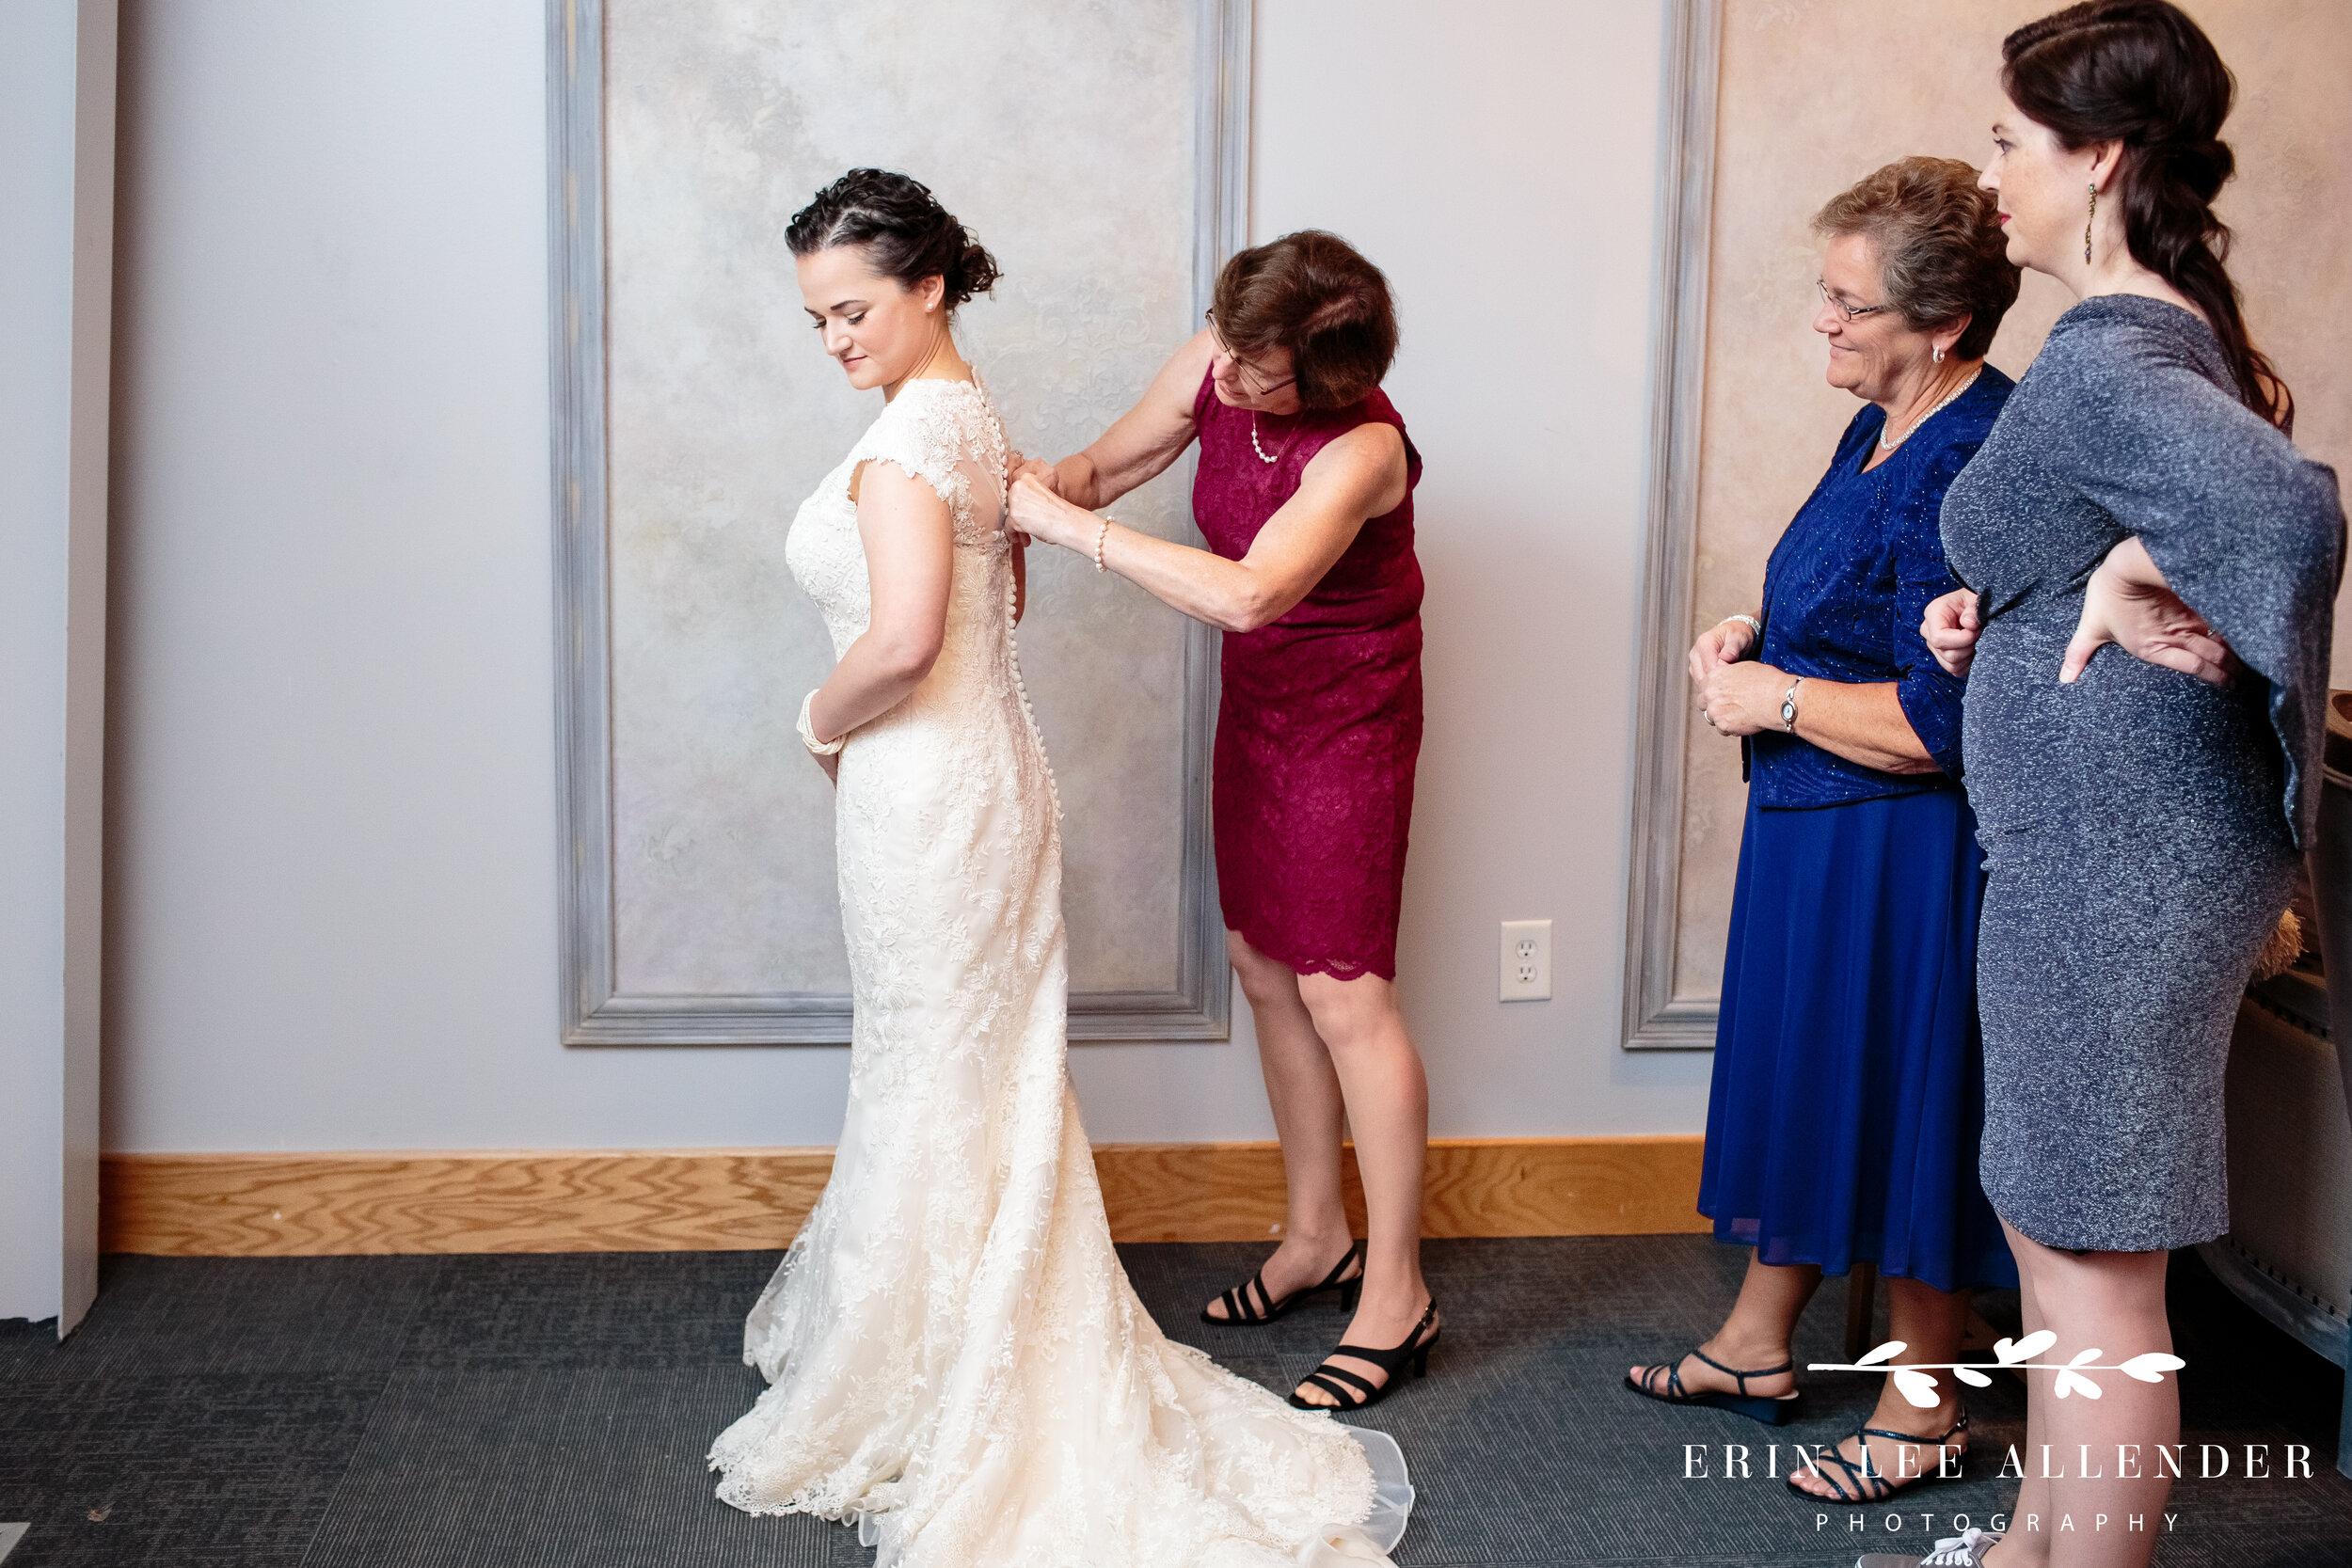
[1209,230,1397,409]
[1814,157,2020,361]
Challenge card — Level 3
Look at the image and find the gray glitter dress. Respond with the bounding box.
[1940,295,2344,1252]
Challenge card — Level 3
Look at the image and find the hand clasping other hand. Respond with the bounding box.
[1695,658,1786,737]
[1688,615,1760,736]
[1687,616,1757,685]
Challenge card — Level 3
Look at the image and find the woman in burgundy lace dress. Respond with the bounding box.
[1009,231,1437,1411]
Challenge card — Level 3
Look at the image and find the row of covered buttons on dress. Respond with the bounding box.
[1003,565,1063,821]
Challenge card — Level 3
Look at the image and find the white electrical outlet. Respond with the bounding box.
[1500,919,1551,1002]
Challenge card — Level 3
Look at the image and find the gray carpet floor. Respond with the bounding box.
[0,1237,2345,1567]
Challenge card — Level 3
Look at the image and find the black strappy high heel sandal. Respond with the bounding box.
[1287,1298,1439,1412]
[1200,1241,1363,1325]
[1787,1407,1970,1502]
[1623,1347,1804,1425]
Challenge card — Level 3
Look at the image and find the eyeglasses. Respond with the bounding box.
[1817,278,1898,324]
[1205,311,1296,398]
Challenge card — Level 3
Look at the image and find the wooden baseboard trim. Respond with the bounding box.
[100,1134,1708,1257]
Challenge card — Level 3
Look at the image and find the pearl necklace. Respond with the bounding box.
[1250,412,1284,465]
[1878,366,1982,451]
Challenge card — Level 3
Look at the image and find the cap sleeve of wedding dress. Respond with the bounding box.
[848,378,1009,549]
[710,364,1411,1568]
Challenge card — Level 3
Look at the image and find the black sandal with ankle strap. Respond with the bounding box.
[1287,1298,1439,1412]
[1200,1242,1362,1325]
[1787,1407,1970,1502]
[1623,1347,1804,1426]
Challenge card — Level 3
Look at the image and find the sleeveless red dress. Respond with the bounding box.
[1191,369,1424,980]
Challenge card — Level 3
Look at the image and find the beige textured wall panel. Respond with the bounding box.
[1672,0,2352,1005]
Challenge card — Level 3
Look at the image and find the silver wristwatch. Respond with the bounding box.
[1780,676,1804,733]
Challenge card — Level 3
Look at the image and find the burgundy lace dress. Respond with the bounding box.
[1191,369,1425,980]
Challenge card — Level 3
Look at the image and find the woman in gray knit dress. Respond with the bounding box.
[1883,7,2345,1568]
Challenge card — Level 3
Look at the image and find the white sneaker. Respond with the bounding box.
[1854,1527,2002,1568]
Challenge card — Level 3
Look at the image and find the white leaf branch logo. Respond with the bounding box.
[1809,1331,2185,1407]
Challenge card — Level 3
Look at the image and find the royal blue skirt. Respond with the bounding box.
[1697,788,2016,1291]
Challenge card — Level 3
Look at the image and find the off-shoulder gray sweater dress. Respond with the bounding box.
[1940,295,2344,1252]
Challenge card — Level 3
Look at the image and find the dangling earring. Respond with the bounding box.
[2085,182,2097,265]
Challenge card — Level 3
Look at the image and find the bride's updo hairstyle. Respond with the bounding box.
[2003,0,2291,430]
[1210,230,1397,410]
[786,168,1000,309]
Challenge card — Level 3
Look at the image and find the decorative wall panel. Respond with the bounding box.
[1625,0,2352,1047]
[552,0,1249,1042]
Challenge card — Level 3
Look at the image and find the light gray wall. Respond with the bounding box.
[1249,0,1713,1133]
[104,0,1710,1156]
[2,0,113,1327]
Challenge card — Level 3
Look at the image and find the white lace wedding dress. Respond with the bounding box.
[707,375,1411,1568]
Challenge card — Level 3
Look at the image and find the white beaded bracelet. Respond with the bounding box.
[797,689,845,756]
[1724,612,1763,640]
[1092,517,1111,572]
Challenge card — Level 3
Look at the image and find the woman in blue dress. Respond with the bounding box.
[1624,158,2021,1505]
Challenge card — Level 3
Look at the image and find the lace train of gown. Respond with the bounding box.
[707,376,1412,1568]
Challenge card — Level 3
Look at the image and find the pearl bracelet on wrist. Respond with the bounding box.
[1724,612,1762,641]
[798,689,845,756]
[1092,517,1111,572]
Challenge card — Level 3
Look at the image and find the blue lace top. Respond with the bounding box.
[1745,366,2014,809]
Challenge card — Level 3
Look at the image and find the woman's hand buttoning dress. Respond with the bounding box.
[1006,230,1440,1417]
[707,169,1412,1568]
[1629,155,2026,1512]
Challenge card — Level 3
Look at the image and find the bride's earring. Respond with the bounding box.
[2085,181,2097,265]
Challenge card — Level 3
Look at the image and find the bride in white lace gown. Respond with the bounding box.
[707,172,1411,1568]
